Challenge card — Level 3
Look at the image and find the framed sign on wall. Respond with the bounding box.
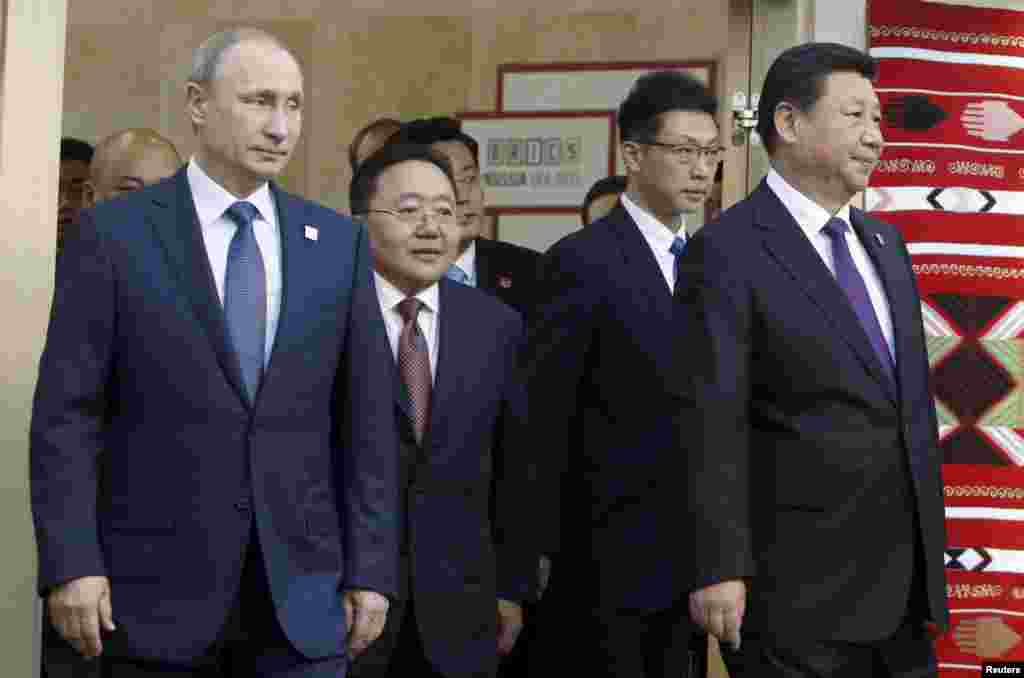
[457,111,615,212]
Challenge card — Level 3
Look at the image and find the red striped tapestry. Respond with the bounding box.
[868,1,1024,674]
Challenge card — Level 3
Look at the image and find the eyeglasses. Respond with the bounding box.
[636,141,726,165]
[361,205,456,225]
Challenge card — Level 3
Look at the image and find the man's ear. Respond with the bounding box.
[185,81,209,130]
[773,101,800,146]
[621,141,643,174]
[82,180,97,209]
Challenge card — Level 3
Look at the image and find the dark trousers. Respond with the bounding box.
[719,620,937,678]
[527,563,706,678]
[44,526,346,677]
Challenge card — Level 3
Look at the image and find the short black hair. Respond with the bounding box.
[581,175,627,225]
[349,143,457,216]
[348,117,402,172]
[617,71,717,143]
[393,117,479,167]
[757,42,878,154]
[60,137,94,164]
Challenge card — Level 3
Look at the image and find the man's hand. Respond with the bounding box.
[343,589,389,658]
[537,555,551,600]
[497,599,523,655]
[47,576,115,659]
[689,579,746,650]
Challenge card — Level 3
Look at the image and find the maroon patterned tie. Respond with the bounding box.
[397,298,432,443]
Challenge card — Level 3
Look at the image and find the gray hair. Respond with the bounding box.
[188,28,293,85]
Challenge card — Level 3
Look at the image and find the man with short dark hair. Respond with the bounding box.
[522,70,720,678]
[31,27,399,677]
[393,117,539,317]
[581,175,627,226]
[57,137,94,253]
[86,128,182,205]
[348,143,535,678]
[681,42,948,677]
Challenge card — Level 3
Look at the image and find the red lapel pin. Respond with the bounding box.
[498,276,512,289]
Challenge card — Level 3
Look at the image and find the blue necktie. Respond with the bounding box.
[670,235,686,293]
[821,217,895,382]
[224,201,266,403]
[445,264,471,286]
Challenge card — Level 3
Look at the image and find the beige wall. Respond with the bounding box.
[0,0,67,676]
[63,1,731,213]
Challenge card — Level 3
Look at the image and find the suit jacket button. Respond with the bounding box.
[234,499,251,514]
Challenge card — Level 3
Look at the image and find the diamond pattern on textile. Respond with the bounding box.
[932,343,1014,420]
[942,427,1013,466]
[930,294,1013,336]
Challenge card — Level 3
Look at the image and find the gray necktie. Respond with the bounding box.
[224,201,266,403]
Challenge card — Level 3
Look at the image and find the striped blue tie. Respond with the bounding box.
[224,201,266,403]
[670,235,687,293]
[445,264,471,286]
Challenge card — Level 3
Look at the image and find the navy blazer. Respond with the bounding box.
[522,205,694,614]
[388,279,535,677]
[30,169,400,663]
[678,180,948,641]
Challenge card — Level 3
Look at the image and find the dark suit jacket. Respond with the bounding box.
[30,169,400,663]
[386,279,535,678]
[474,237,540,317]
[678,180,949,642]
[522,205,694,614]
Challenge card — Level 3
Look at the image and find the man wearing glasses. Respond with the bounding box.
[521,70,720,677]
[348,143,536,678]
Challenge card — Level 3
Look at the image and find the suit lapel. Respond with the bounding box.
[149,169,250,407]
[422,280,468,451]
[605,205,674,310]
[474,238,494,292]
[850,208,913,408]
[259,185,311,395]
[754,182,898,405]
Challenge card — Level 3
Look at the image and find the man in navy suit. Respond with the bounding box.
[347,143,536,678]
[521,71,719,677]
[681,43,948,677]
[30,27,399,676]
[392,117,539,317]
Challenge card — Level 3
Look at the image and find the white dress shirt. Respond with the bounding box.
[374,272,440,381]
[766,168,895,359]
[186,158,283,365]
[621,193,686,292]
[451,240,478,287]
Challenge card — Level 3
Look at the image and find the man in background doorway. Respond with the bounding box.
[57,137,94,254]
[349,117,402,173]
[86,128,182,205]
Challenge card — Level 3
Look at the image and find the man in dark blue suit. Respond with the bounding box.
[521,71,720,677]
[347,143,536,678]
[30,27,399,676]
[681,43,948,677]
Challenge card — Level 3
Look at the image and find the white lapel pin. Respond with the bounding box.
[304,225,319,241]
[874,233,885,247]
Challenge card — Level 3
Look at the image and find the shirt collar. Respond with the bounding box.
[374,271,440,315]
[453,239,477,282]
[766,167,852,238]
[621,193,687,253]
[187,157,276,230]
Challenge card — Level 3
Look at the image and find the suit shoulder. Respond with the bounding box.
[446,280,523,330]
[479,237,540,262]
[278,191,361,233]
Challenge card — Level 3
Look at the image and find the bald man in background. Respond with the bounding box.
[86,128,182,205]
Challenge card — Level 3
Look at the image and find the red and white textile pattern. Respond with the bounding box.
[869,1,1024,673]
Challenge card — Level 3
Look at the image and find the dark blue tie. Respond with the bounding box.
[445,264,471,286]
[224,201,266,403]
[670,235,686,293]
[821,217,895,382]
